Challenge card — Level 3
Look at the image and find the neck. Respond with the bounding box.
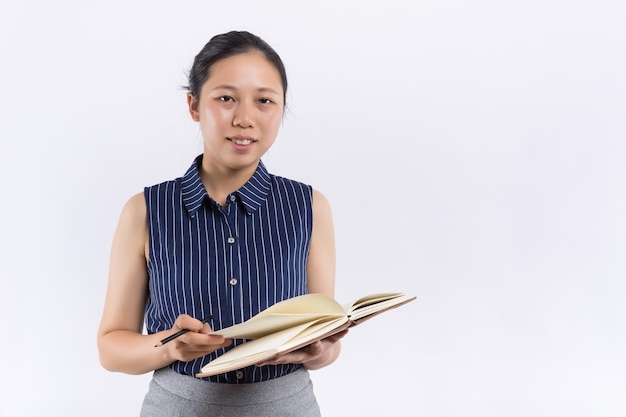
[199,159,259,206]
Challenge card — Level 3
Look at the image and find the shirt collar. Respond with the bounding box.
[237,160,272,215]
[182,155,271,216]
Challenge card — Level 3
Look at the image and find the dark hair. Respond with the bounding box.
[185,31,288,105]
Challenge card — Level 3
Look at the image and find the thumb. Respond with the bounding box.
[173,314,203,332]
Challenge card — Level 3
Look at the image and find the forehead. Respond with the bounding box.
[204,52,283,92]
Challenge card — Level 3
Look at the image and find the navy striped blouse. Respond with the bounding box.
[144,155,313,383]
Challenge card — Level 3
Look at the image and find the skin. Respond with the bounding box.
[97,51,344,375]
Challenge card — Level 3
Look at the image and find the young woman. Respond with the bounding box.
[97,31,346,416]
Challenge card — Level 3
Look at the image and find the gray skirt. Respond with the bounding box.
[140,367,321,417]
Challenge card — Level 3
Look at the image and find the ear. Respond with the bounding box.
[187,93,200,122]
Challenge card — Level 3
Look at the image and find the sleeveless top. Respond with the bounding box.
[143,155,313,383]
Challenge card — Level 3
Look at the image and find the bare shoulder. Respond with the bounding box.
[311,189,332,216]
[112,192,148,256]
[120,192,147,222]
[115,192,148,234]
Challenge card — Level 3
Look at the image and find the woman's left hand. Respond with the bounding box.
[256,330,348,370]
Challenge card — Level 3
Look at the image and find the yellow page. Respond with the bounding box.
[214,313,332,339]
[277,316,348,354]
[199,321,317,376]
[347,294,414,322]
[253,293,346,316]
[213,293,346,339]
[343,292,405,313]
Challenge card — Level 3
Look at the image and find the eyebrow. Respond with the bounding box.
[212,84,281,96]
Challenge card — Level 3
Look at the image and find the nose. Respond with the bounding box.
[232,101,254,128]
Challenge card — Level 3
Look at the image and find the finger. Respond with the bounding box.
[294,341,321,357]
[256,353,300,367]
[174,314,205,332]
[199,322,214,335]
[175,344,230,362]
[257,344,317,366]
[183,338,232,353]
[179,332,228,347]
[171,337,232,361]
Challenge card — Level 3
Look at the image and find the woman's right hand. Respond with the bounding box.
[163,314,232,363]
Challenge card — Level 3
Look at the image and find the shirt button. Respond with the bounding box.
[230,194,236,202]
[227,237,235,244]
[236,370,244,380]
[229,278,238,286]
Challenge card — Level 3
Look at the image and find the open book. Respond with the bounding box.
[196,292,416,377]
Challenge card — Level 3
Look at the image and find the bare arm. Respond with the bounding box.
[97,193,230,375]
[306,189,337,296]
[258,189,346,370]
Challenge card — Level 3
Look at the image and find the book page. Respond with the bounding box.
[343,292,405,313]
[198,317,347,377]
[197,293,416,377]
[276,316,349,354]
[197,350,275,378]
[214,313,335,339]
[212,293,346,339]
[253,293,346,316]
[203,322,312,372]
[347,293,416,322]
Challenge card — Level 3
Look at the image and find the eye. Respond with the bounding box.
[258,98,273,104]
[218,96,234,102]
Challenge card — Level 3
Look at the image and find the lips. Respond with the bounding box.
[228,136,256,146]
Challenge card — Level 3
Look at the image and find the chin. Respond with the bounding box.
[226,156,262,171]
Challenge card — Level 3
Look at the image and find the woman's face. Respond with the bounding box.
[188,51,284,172]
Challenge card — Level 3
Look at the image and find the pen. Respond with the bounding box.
[154,316,213,347]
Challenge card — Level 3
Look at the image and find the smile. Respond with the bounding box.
[228,137,256,146]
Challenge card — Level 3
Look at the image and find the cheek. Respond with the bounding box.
[200,106,230,129]
[261,111,283,132]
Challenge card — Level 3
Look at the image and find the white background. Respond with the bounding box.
[1,1,625,416]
